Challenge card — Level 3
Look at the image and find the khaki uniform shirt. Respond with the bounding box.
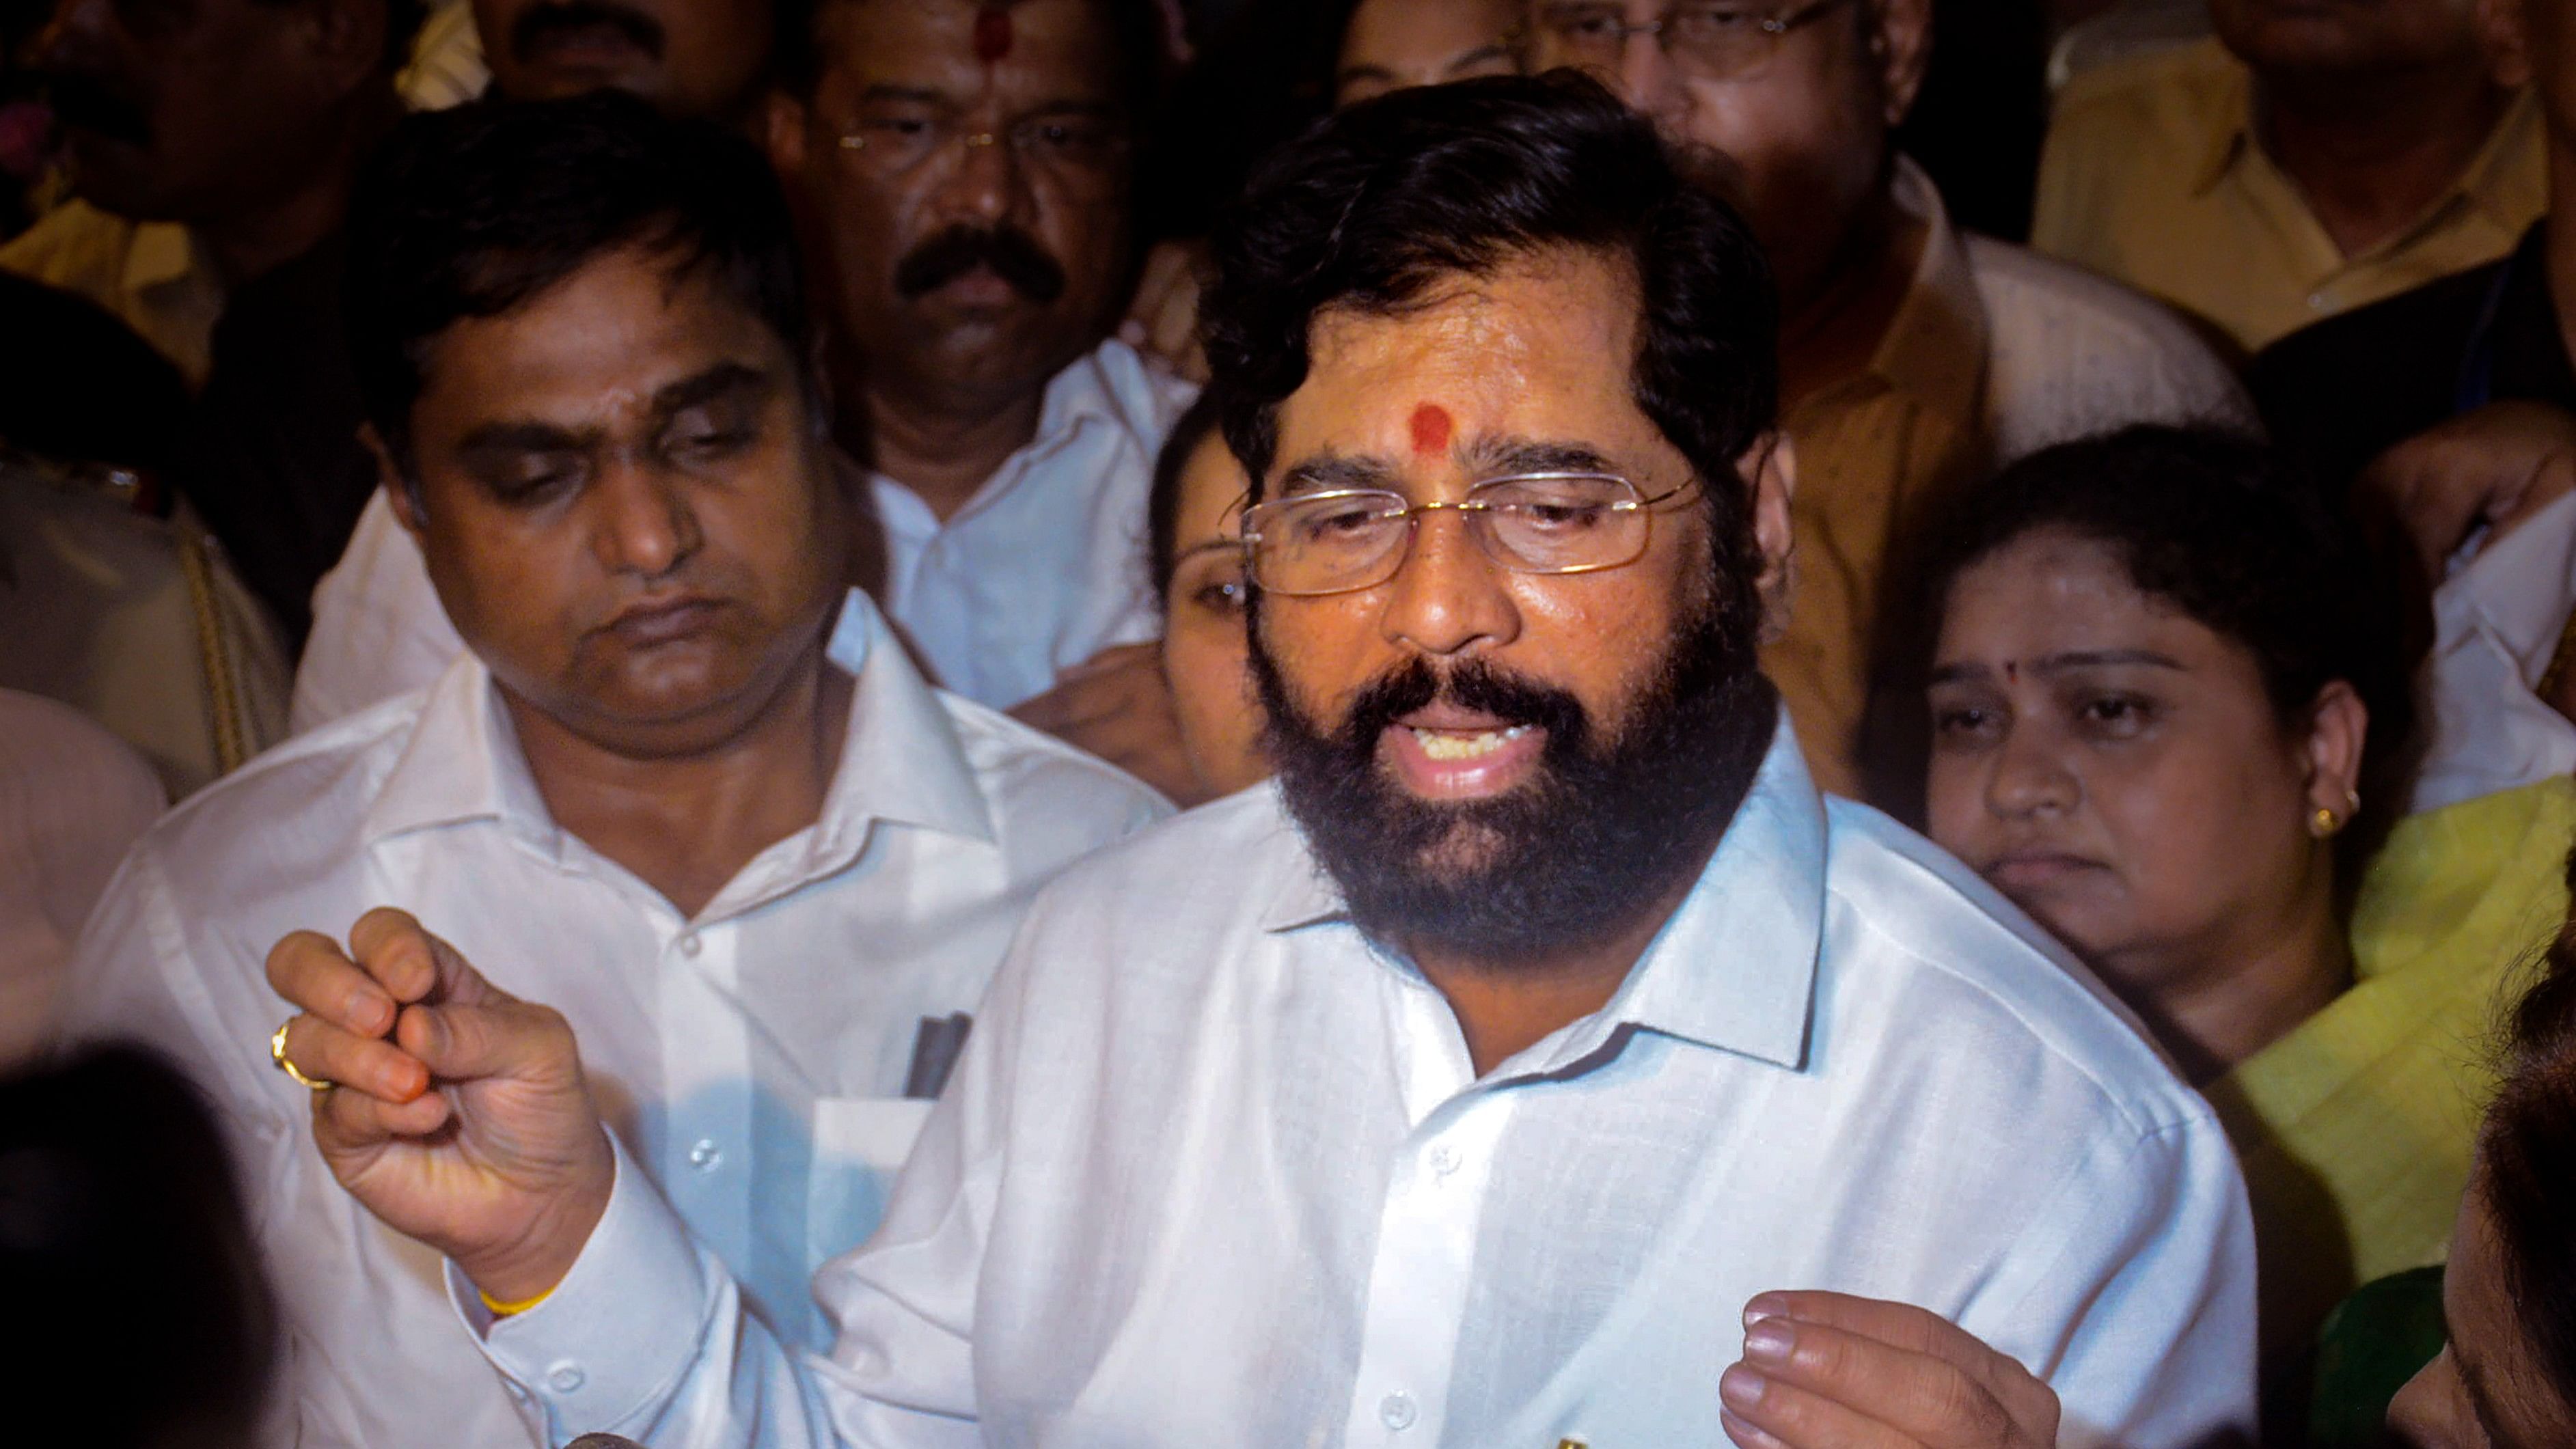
[0,201,224,385]
[2032,39,2547,355]
[1771,159,2249,797]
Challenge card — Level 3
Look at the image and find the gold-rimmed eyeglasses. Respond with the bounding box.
[1531,0,1863,83]
[836,109,1132,199]
[1240,472,1694,598]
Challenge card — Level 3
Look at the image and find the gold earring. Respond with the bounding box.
[2311,807,2343,838]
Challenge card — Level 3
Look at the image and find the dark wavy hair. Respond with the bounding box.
[344,91,812,473]
[1147,389,1228,602]
[1912,425,2417,867]
[1197,70,1778,536]
[2486,847,2576,1407]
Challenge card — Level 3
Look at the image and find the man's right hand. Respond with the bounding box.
[266,907,614,1306]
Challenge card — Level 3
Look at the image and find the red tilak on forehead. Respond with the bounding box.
[1408,404,1453,456]
[973,5,1013,62]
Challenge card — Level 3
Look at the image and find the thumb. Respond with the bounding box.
[396,998,575,1086]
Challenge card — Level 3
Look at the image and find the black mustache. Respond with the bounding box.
[511,0,666,62]
[892,224,1067,304]
[1339,657,1590,759]
[44,75,149,147]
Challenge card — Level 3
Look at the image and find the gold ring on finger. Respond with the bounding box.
[270,1020,335,1093]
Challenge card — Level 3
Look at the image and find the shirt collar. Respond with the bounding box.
[1259,705,1825,1071]
[123,221,206,297]
[2196,69,2542,231]
[2189,55,2257,198]
[361,589,994,859]
[1861,156,1991,434]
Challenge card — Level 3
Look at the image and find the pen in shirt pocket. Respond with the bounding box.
[903,1011,973,1100]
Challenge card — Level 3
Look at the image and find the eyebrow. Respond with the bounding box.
[1460,436,1617,476]
[858,84,953,107]
[1926,648,2188,685]
[452,362,776,456]
[1277,452,1401,496]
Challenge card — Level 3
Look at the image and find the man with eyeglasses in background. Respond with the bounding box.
[292,0,1212,805]
[271,77,2252,1448]
[1526,0,2251,805]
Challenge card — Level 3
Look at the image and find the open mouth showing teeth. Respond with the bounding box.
[1409,725,1533,760]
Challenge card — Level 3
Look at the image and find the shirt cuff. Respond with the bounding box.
[450,1133,716,1435]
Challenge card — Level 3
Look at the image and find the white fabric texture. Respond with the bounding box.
[292,340,1192,731]
[0,689,165,1068]
[58,590,1168,1449]
[472,715,2257,1449]
[2411,489,2576,812]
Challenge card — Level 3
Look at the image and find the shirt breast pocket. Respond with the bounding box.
[807,1096,937,1267]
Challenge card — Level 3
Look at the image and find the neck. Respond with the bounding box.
[2256,59,2512,259]
[1777,189,1921,407]
[2107,875,2351,1086]
[503,643,854,920]
[838,354,1050,522]
[1408,855,1708,1078]
[2547,146,2576,365]
[194,85,400,284]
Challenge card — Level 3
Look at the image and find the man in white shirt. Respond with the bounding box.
[299,0,1200,795]
[62,95,1164,1449]
[273,77,2253,1448]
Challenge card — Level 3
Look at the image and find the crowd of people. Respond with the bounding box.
[4,0,2576,1446]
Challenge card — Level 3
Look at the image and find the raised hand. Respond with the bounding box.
[1719,1291,2059,1449]
[1009,641,1210,805]
[265,907,614,1304]
[2363,400,2576,576]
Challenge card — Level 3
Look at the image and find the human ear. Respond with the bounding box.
[1869,0,1936,128]
[365,424,428,536]
[1740,431,1798,644]
[764,88,810,176]
[2301,680,2370,832]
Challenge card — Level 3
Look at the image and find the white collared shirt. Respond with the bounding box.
[471,715,2256,1449]
[2411,489,2576,813]
[58,591,1168,1449]
[291,340,1193,732]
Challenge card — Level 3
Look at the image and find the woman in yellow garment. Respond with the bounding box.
[1913,426,2576,1370]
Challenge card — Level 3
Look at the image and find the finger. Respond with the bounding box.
[1751,1292,2049,1403]
[281,1013,430,1103]
[350,908,509,1008]
[397,998,579,1086]
[1738,1308,2033,1448]
[1721,1360,1919,1449]
[313,1071,454,1154]
[267,931,398,1037]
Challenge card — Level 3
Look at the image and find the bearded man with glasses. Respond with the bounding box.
[271,77,2253,1448]
[1528,0,2252,806]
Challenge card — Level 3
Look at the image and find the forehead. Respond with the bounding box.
[825,0,1121,101]
[415,247,791,423]
[1343,0,1518,59]
[1939,531,2205,653]
[1275,248,1665,475]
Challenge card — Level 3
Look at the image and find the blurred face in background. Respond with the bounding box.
[1523,0,1932,315]
[767,0,1138,419]
[1158,426,1265,799]
[36,0,384,224]
[474,0,773,119]
[1334,0,1522,107]
[2212,0,2488,80]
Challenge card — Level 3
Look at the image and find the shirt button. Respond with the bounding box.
[1379,1392,1417,1430]
[676,931,702,958]
[1425,1143,1462,1176]
[546,1361,586,1394]
[688,1138,722,1170]
[2305,291,2329,311]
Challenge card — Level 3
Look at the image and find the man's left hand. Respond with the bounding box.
[1718,1291,2059,1448]
[1009,642,1209,805]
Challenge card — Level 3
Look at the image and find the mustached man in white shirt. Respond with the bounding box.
[61,94,1166,1449]
[273,77,2256,1449]
[297,0,1205,797]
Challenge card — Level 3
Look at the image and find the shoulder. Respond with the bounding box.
[1078,337,1200,441]
[1815,799,2213,1141]
[1967,236,2252,446]
[2051,38,2239,136]
[114,693,426,911]
[935,688,1174,842]
[1009,784,1296,939]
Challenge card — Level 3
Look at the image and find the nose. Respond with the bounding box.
[1377,510,1519,660]
[2381,1351,2456,1448]
[938,124,1028,228]
[1618,31,1695,137]
[588,457,702,580]
[1985,723,2077,820]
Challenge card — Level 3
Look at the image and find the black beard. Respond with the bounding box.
[1251,581,1778,969]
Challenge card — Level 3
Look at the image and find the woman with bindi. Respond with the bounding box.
[1912,426,2576,1396]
